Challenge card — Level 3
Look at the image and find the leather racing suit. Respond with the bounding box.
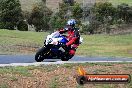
[58,26,80,55]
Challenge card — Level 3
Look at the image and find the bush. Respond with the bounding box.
[72,3,83,19]
[28,2,52,32]
[63,0,74,5]
[83,2,132,34]
[117,3,132,23]
[0,0,23,30]
[17,20,28,31]
[49,1,82,30]
[0,22,5,29]
[93,2,117,23]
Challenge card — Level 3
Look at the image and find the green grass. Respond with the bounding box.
[0,84,9,88]
[108,0,132,6]
[0,29,48,45]
[49,77,59,88]
[0,29,48,54]
[77,34,132,57]
[9,76,18,81]
[0,66,32,77]
[0,29,132,57]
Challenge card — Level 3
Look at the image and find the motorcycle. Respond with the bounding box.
[35,31,74,62]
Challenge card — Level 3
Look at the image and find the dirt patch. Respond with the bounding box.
[127,50,132,54]
[0,44,40,54]
[0,63,131,88]
[110,24,132,35]
[15,45,39,53]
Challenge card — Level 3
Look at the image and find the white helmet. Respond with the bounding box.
[67,19,76,27]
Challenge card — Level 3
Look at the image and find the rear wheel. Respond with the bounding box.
[61,54,73,61]
[61,58,69,61]
[35,46,49,62]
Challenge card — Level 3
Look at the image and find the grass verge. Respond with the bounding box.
[0,29,132,57]
[108,0,132,6]
[0,63,131,88]
[0,66,33,77]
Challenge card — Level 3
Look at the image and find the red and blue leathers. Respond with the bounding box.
[58,26,80,55]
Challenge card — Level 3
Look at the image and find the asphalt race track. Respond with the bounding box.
[0,55,132,64]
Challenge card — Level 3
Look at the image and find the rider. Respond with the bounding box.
[58,19,80,56]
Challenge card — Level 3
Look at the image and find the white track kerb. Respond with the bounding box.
[0,61,132,67]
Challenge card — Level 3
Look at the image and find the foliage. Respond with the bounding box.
[28,1,52,32]
[49,0,83,30]
[0,0,23,30]
[72,3,83,19]
[49,13,67,30]
[82,20,101,34]
[83,2,132,34]
[58,2,71,19]
[93,2,117,24]
[63,0,74,6]
[0,83,9,88]
[22,11,31,21]
[117,3,132,23]
[17,20,28,31]
[0,0,131,33]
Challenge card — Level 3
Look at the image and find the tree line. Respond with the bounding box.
[0,0,132,34]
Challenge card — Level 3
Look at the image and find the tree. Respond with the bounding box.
[49,0,82,30]
[17,20,28,31]
[117,3,132,23]
[72,3,83,19]
[93,2,116,23]
[0,0,23,30]
[85,2,117,34]
[49,13,67,30]
[28,2,52,32]
[63,0,74,5]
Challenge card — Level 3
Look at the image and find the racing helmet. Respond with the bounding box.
[67,19,76,27]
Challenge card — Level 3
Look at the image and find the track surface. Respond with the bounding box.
[0,55,132,64]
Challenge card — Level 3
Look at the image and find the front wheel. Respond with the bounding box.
[35,46,49,62]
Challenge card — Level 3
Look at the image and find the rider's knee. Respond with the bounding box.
[69,50,75,55]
